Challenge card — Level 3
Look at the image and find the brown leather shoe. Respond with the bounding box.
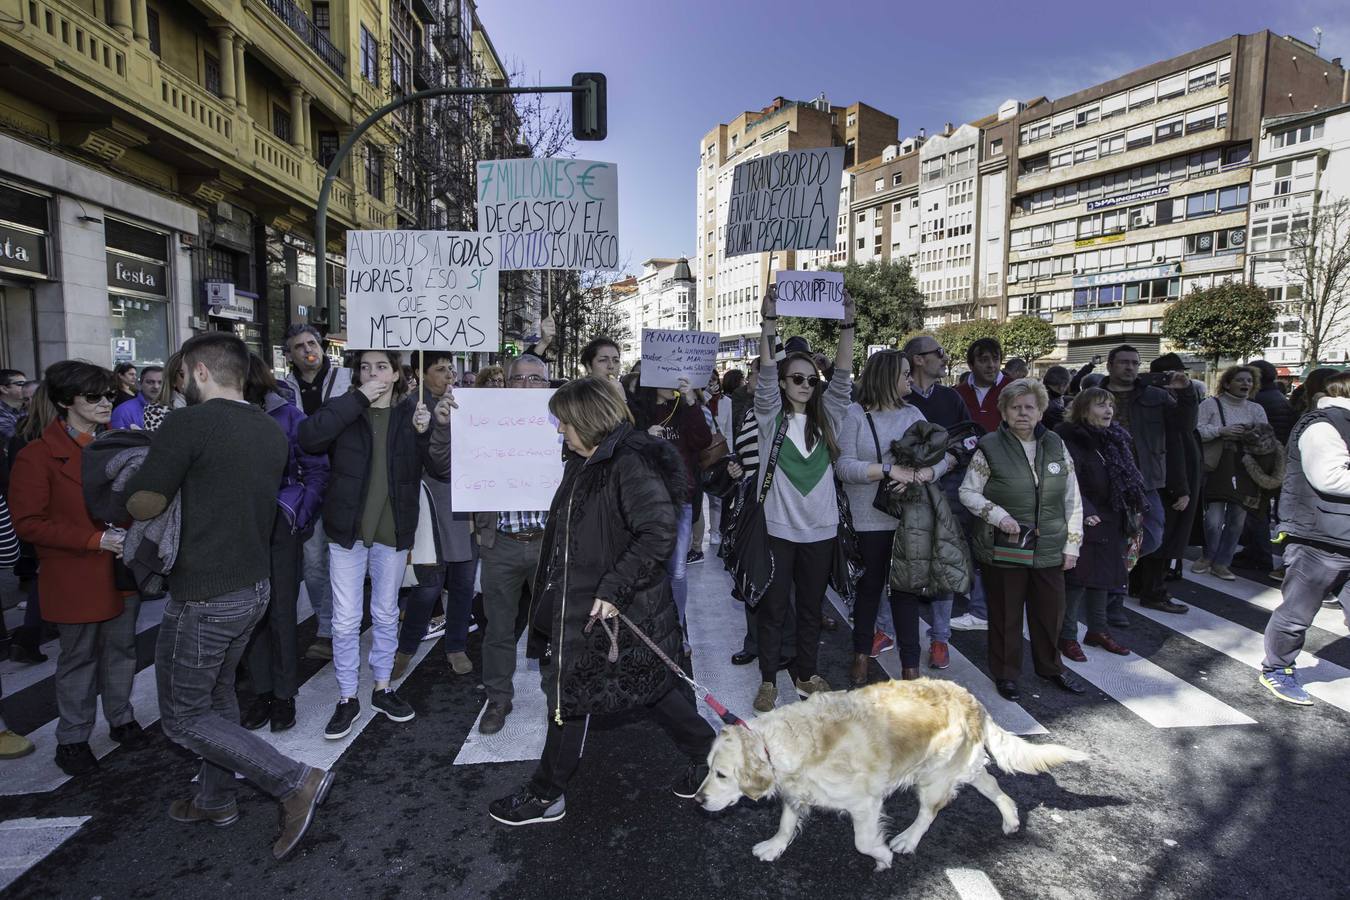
[273,767,335,860]
[1084,630,1130,656]
[900,667,921,681]
[849,653,870,688]
[168,798,238,827]
[1058,638,1087,663]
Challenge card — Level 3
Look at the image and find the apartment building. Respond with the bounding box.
[608,258,696,367]
[0,0,518,372]
[1250,101,1350,372]
[1005,31,1347,367]
[696,94,898,364]
[842,136,923,272]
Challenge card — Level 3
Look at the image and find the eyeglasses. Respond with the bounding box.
[785,373,821,387]
[83,392,118,404]
[916,348,948,359]
[508,374,549,386]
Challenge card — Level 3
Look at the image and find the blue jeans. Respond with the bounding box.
[667,503,694,628]
[156,582,309,810]
[302,521,333,638]
[926,595,953,642]
[955,504,989,620]
[398,559,477,654]
[329,542,403,698]
[1204,501,1247,567]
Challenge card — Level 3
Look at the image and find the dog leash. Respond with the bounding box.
[586,612,751,728]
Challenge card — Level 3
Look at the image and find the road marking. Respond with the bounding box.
[1184,569,1348,638]
[454,638,548,766]
[0,598,167,695]
[0,816,91,891]
[945,867,1004,900]
[1058,623,1254,728]
[1132,601,1350,713]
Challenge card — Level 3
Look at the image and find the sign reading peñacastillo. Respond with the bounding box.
[724,147,844,257]
[345,230,499,351]
[476,158,619,270]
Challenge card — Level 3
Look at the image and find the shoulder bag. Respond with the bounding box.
[865,412,902,515]
[725,416,790,608]
[1202,398,1229,472]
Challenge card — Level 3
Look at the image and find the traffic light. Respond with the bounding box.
[571,72,607,141]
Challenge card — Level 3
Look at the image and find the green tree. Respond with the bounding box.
[778,259,925,372]
[998,315,1057,363]
[1160,281,1277,369]
[933,318,1001,370]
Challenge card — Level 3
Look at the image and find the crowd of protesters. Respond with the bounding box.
[0,287,1346,845]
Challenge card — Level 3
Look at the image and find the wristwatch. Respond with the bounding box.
[882,464,893,478]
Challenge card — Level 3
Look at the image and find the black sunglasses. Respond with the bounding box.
[786,373,821,387]
[83,392,118,404]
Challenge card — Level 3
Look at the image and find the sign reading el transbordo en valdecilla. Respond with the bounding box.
[476,158,619,270]
[725,147,845,257]
[344,230,499,352]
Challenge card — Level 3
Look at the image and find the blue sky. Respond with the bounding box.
[476,0,1350,272]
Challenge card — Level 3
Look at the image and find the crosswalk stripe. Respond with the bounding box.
[945,867,1005,900]
[1131,600,1350,713]
[454,639,547,766]
[1058,623,1255,728]
[0,598,168,696]
[1183,569,1348,638]
[0,816,91,891]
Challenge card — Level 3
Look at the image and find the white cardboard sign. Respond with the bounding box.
[724,147,844,257]
[774,270,845,320]
[450,388,564,512]
[344,230,499,352]
[639,328,719,389]
[476,158,619,270]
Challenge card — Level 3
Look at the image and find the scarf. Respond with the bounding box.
[1088,423,1147,519]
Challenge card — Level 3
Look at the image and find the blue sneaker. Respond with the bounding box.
[1259,668,1313,706]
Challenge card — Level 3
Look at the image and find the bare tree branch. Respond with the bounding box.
[1285,196,1350,366]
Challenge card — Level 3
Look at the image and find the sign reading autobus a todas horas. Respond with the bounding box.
[639,328,719,389]
[476,158,619,270]
[775,269,845,320]
[345,230,499,352]
[725,147,845,257]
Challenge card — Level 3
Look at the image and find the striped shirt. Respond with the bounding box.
[498,510,547,534]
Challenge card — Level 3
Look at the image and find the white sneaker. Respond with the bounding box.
[423,615,446,642]
[950,613,988,631]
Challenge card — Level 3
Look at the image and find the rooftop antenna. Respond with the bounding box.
[1313,25,1323,52]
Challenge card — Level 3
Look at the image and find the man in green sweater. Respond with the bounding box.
[126,332,334,860]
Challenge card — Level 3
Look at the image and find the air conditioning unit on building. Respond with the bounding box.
[1154,255,1165,263]
[1072,267,1083,275]
[1007,274,1018,283]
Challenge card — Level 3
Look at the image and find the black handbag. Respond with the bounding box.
[865,412,903,515]
[724,418,790,609]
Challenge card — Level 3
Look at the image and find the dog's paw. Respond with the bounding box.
[752,839,789,862]
[888,830,922,855]
[870,847,894,871]
[1002,816,1021,836]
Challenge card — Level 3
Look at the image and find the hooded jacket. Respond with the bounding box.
[883,421,972,596]
[264,389,329,535]
[529,424,687,721]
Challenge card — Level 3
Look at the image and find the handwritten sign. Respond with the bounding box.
[345,230,499,352]
[476,159,619,270]
[725,147,844,257]
[639,328,719,389]
[775,270,844,320]
[450,388,564,512]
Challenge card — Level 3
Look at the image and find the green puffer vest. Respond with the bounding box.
[971,425,1072,569]
[886,421,973,596]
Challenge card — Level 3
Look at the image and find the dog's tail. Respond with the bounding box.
[981,714,1089,774]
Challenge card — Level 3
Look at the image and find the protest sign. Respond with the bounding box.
[476,158,619,270]
[639,328,719,389]
[450,388,564,512]
[345,230,499,352]
[774,270,845,320]
[724,147,844,257]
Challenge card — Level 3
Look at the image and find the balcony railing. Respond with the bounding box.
[261,0,345,77]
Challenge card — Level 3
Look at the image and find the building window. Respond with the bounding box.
[360,25,380,86]
[204,54,222,97]
[1271,121,1325,149]
[272,106,292,143]
[366,146,385,200]
[317,132,339,168]
[147,7,161,55]
[892,173,903,186]
[313,2,330,36]
[990,138,1003,155]
[874,178,883,193]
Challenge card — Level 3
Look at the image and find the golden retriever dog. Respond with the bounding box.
[695,678,1088,870]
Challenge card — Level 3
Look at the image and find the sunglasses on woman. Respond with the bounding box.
[785,373,821,387]
[83,392,118,404]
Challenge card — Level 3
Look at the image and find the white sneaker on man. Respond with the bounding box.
[949,613,988,631]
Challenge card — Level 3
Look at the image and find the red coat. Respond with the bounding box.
[10,420,122,624]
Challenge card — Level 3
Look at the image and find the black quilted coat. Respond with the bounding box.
[530,423,687,720]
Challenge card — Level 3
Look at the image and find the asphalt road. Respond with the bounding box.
[2,551,1348,900]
